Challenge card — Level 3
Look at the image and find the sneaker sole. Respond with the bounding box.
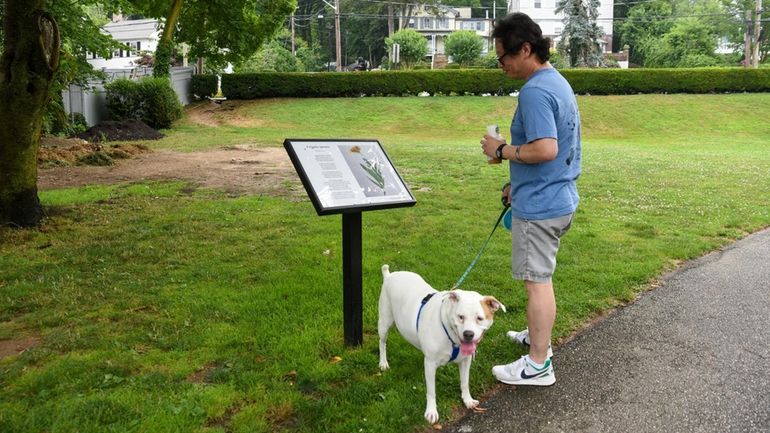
[495,372,556,386]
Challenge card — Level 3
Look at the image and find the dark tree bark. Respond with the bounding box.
[0,0,60,227]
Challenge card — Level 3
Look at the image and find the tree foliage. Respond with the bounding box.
[643,18,720,67]
[616,0,765,67]
[555,0,605,67]
[236,29,321,72]
[445,30,484,66]
[128,0,296,73]
[385,29,428,69]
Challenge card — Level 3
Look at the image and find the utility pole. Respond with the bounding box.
[335,0,342,71]
[752,0,762,68]
[744,10,752,68]
[291,11,296,56]
[322,0,342,71]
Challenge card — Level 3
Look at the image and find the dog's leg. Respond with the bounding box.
[459,357,479,409]
[377,293,393,371]
[423,358,440,424]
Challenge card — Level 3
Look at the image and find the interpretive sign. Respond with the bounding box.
[283,139,416,216]
[284,138,416,346]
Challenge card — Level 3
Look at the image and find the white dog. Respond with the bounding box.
[378,264,506,424]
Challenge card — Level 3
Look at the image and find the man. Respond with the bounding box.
[481,12,582,386]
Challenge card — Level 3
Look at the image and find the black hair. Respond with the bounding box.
[492,13,551,63]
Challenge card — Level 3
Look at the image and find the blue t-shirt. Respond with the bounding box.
[508,67,581,220]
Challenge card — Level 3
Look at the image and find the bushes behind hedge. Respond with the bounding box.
[105,77,182,129]
[191,68,770,100]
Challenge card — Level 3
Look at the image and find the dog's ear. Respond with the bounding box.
[448,291,460,302]
[483,296,506,314]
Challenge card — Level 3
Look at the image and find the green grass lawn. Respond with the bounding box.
[2,94,770,433]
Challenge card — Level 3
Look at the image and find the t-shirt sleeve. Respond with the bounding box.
[518,87,557,144]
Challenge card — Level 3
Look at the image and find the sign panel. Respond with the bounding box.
[284,139,416,215]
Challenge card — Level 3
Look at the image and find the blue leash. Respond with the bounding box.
[452,206,509,289]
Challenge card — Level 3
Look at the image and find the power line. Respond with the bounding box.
[292,11,753,23]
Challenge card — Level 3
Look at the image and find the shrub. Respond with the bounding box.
[549,50,568,69]
[189,68,770,101]
[192,75,218,98]
[194,68,770,100]
[385,29,429,69]
[476,52,500,69]
[140,78,183,129]
[445,30,485,67]
[105,77,182,129]
[106,79,143,122]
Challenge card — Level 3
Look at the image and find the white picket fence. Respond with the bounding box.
[63,66,195,127]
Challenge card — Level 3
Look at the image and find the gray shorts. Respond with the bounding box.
[510,212,575,283]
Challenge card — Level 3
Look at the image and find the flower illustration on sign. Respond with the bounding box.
[349,145,385,195]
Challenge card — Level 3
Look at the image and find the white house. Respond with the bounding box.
[408,6,494,66]
[507,0,614,52]
[87,16,161,70]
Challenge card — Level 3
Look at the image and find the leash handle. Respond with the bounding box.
[452,206,509,289]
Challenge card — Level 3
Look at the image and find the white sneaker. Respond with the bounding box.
[506,328,553,358]
[492,355,556,386]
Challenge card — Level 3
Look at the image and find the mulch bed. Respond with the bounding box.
[77,119,164,142]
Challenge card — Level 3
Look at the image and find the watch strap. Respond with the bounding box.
[495,143,507,160]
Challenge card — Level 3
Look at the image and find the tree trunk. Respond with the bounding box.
[154,0,184,77]
[0,0,60,227]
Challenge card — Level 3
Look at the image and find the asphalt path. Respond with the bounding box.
[446,227,770,433]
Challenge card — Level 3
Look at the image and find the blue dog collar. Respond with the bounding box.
[416,293,460,362]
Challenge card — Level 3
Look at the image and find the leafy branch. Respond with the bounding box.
[360,157,386,195]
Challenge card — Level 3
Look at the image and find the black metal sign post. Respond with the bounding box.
[284,139,415,346]
[342,212,362,346]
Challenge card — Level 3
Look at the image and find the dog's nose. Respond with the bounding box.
[462,330,475,342]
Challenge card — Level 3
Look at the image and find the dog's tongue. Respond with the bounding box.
[460,341,477,356]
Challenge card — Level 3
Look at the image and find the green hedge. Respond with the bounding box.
[106,77,182,129]
[191,68,770,100]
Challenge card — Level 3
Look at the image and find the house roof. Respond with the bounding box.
[102,18,161,42]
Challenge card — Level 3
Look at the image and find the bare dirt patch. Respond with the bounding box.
[38,144,299,196]
[187,100,269,128]
[0,335,41,360]
[39,108,300,197]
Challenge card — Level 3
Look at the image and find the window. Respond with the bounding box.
[422,17,433,29]
[407,18,415,29]
[136,41,141,51]
[555,27,562,34]
[438,17,448,29]
[534,0,541,8]
[461,21,484,31]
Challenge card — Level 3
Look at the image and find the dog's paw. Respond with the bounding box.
[424,408,439,424]
[378,361,390,371]
[463,398,480,409]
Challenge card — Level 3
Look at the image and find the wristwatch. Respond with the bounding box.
[495,143,507,160]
